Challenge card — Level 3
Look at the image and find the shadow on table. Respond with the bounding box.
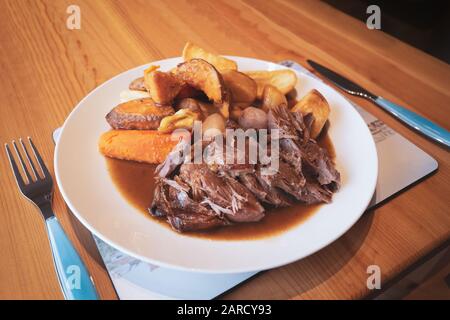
[220,167,439,299]
[65,204,109,271]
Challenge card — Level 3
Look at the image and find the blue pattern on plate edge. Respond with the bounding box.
[93,236,158,278]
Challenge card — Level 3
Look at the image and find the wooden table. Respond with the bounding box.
[0,0,449,300]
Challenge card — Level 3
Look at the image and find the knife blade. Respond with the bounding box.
[306,59,450,148]
[306,60,377,100]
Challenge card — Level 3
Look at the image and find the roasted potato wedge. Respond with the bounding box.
[182,42,237,71]
[173,59,230,118]
[173,59,226,102]
[106,98,174,130]
[291,89,330,139]
[221,70,257,103]
[129,77,146,91]
[245,69,297,98]
[261,85,287,112]
[144,70,183,105]
[99,130,179,164]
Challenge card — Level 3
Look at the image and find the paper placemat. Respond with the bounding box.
[53,61,437,300]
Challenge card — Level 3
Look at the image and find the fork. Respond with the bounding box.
[5,137,99,300]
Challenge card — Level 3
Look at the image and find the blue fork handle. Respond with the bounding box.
[375,97,450,148]
[45,216,99,300]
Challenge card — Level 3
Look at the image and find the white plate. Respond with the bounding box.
[55,57,377,273]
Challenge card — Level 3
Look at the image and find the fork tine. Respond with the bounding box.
[5,143,26,188]
[19,138,38,181]
[28,137,50,178]
[12,140,33,184]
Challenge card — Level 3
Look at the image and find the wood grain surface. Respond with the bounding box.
[0,0,449,300]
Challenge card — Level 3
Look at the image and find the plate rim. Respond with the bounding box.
[54,56,378,273]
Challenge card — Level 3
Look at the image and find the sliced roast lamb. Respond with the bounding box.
[178,163,265,223]
[203,136,294,207]
[150,177,229,232]
[150,105,340,232]
[256,161,306,201]
[268,105,340,190]
[250,171,294,207]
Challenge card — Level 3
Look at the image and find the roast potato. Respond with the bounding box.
[291,89,330,139]
[182,42,237,72]
[144,70,183,105]
[173,59,230,118]
[245,69,297,99]
[106,98,174,130]
[99,130,179,164]
[221,70,257,103]
[129,77,146,91]
[261,85,287,112]
[173,59,225,102]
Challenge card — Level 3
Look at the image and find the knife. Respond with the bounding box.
[307,59,450,148]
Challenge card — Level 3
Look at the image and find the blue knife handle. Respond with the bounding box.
[45,216,99,300]
[375,97,450,148]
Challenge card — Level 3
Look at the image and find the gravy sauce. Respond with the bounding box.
[106,134,335,240]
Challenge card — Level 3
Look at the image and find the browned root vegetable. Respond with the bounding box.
[221,70,257,103]
[144,70,183,105]
[173,59,226,102]
[99,130,179,164]
[173,59,230,118]
[182,42,237,72]
[238,106,268,130]
[291,89,330,138]
[129,77,146,91]
[261,85,287,112]
[106,98,174,130]
[245,69,297,99]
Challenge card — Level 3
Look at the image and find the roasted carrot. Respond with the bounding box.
[98,130,180,164]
